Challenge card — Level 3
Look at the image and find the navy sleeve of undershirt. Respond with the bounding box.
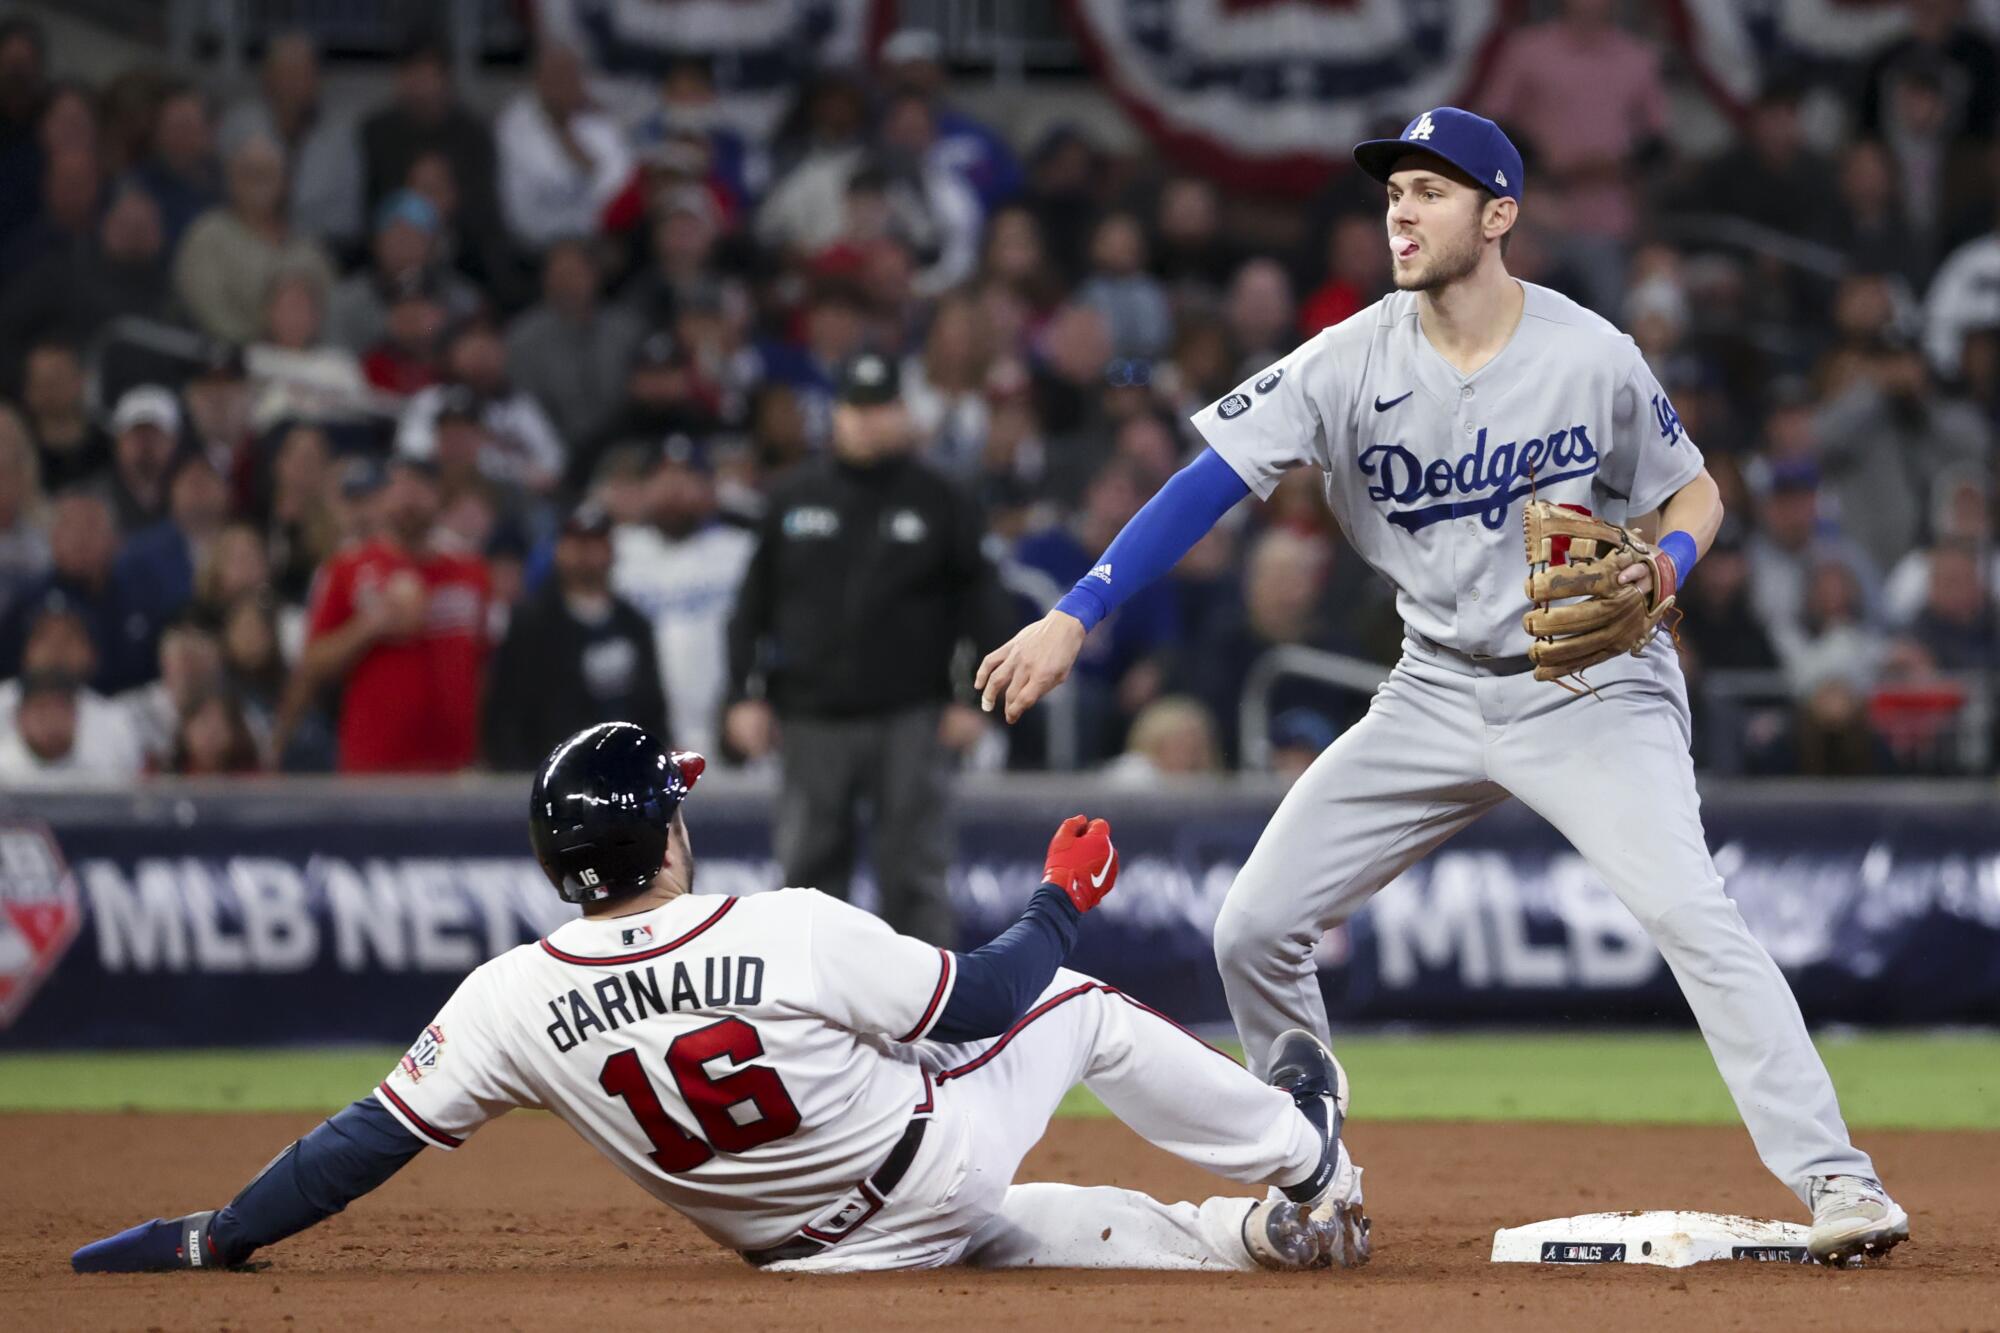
[931,885,1083,1042]
[207,1097,426,1264]
[1053,448,1250,632]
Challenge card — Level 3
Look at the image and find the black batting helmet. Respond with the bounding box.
[528,723,706,904]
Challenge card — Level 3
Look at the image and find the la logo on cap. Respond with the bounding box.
[1407,111,1436,141]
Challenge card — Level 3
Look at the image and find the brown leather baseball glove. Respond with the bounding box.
[1521,500,1678,683]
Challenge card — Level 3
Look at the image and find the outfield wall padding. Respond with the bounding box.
[2,777,1996,1046]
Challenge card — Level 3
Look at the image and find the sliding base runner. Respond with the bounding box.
[71,724,1371,1277]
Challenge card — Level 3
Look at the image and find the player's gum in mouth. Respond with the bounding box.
[1392,237,1419,260]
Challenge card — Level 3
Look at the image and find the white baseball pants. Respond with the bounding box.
[762,969,1324,1272]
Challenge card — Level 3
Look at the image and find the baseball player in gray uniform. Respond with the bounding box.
[977,107,1908,1266]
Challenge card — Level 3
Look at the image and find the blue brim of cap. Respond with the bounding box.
[1352,139,1506,197]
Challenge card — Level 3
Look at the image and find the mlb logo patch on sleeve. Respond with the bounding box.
[1218,393,1252,420]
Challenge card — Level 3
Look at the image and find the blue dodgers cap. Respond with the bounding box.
[1353,107,1523,201]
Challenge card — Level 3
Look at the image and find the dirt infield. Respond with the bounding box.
[7,1112,1996,1331]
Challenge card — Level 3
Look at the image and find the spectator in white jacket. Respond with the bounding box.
[609,436,753,758]
[0,607,143,780]
[497,43,631,251]
[0,673,107,780]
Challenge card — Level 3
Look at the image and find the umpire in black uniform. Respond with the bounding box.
[725,352,1013,943]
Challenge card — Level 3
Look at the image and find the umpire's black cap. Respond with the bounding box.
[529,723,706,904]
[836,351,901,406]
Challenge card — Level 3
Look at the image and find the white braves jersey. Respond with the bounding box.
[374,889,956,1251]
[611,522,755,757]
[1191,281,1704,656]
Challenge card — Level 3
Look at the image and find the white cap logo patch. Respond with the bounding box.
[1407,111,1436,142]
[1495,169,1507,188]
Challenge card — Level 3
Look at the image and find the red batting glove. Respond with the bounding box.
[1043,814,1117,912]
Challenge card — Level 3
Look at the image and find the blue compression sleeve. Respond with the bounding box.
[207,1097,426,1264]
[1054,448,1250,632]
[931,885,1083,1042]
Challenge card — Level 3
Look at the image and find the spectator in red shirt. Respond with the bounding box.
[1299,213,1391,335]
[295,456,489,772]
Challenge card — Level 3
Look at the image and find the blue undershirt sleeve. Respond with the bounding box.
[1053,448,1250,633]
[207,1097,426,1264]
[931,885,1083,1042]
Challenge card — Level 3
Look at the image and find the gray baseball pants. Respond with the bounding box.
[1215,635,1875,1203]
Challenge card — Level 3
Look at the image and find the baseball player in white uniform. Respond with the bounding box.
[976,108,1908,1265]
[72,724,1369,1276]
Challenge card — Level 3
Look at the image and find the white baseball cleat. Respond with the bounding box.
[1261,1030,1370,1269]
[1312,1139,1370,1269]
[1807,1176,1909,1265]
[1240,1159,1370,1272]
[1242,1198,1338,1270]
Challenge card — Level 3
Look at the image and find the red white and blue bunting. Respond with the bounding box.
[532,0,896,134]
[1061,0,1527,195]
[1062,0,1933,190]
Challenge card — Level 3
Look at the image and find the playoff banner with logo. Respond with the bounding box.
[2,782,1999,1048]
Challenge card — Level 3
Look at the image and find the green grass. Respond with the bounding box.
[0,1047,406,1113]
[2,1034,1997,1130]
[1066,1033,2000,1131]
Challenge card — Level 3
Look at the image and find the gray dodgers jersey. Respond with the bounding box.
[1191,282,1704,657]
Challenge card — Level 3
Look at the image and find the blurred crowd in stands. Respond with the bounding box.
[1,0,1998,784]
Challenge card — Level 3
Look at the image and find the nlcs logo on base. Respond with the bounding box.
[0,820,83,1028]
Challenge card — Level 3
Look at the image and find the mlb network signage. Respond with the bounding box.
[2,783,1999,1047]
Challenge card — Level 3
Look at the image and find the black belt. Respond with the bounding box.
[1408,631,1537,677]
[742,1117,929,1267]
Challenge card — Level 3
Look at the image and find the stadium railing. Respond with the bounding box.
[1237,652,1996,777]
[1236,643,1391,771]
[153,0,524,79]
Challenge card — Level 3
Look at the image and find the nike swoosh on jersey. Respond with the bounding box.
[1090,849,1115,889]
[1373,391,1414,412]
